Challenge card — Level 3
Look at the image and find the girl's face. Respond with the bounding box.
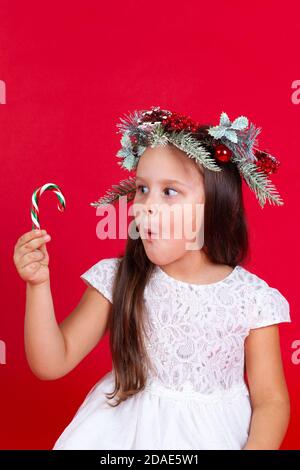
[132,144,205,266]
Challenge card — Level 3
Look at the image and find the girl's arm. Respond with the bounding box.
[25,281,111,380]
[243,324,291,450]
[14,229,112,381]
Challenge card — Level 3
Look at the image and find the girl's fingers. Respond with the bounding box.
[16,229,47,250]
[14,230,47,264]
[19,260,43,273]
[38,242,49,266]
[18,234,51,258]
[19,249,45,269]
[39,240,48,257]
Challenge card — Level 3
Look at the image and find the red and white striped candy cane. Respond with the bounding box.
[31,183,66,230]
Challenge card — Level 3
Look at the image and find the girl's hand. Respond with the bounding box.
[13,229,51,286]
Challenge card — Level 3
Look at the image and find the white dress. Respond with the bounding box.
[52,257,291,450]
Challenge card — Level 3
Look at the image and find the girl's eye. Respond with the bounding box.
[136,185,178,197]
[164,187,178,197]
[136,185,148,194]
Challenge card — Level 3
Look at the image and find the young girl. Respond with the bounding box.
[13,106,291,450]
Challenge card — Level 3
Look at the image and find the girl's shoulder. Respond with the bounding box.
[237,265,291,329]
[79,256,122,303]
[237,264,287,295]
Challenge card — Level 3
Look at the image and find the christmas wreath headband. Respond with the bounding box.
[91,106,284,209]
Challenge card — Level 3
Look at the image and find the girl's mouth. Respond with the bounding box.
[138,223,159,240]
[145,228,158,240]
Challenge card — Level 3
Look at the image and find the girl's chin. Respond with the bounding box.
[143,237,158,243]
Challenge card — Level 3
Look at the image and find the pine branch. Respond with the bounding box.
[167,130,222,172]
[116,110,144,135]
[234,157,284,207]
[90,176,137,207]
[148,123,170,147]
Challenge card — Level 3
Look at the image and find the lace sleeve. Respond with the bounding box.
[80,257,120,303]
[249,285,291,330]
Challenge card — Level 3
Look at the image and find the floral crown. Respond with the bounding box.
[91,106,284,209]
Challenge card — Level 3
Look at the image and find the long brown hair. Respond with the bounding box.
[105,125,250,407]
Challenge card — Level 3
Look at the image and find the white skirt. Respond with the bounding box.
[52,370,252,450]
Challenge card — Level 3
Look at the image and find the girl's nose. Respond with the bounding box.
[143,192,159,215]
[145,203,158,215]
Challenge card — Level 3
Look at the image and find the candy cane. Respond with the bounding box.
[31,183,66,230]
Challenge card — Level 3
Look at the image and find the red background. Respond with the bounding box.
[0,0,299,449]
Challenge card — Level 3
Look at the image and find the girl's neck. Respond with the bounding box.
[158,252,233,285]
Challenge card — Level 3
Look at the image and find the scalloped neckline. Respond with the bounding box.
[155,264,241,288]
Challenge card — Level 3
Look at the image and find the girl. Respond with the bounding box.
[13,106,291,450]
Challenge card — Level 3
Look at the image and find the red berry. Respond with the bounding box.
[214,144,232,162]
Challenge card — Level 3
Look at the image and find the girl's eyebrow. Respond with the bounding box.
[135,176,189,188]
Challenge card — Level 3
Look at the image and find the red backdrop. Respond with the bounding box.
[0,0,299,450]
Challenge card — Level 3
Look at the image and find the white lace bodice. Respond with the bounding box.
[80,258,291,395]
